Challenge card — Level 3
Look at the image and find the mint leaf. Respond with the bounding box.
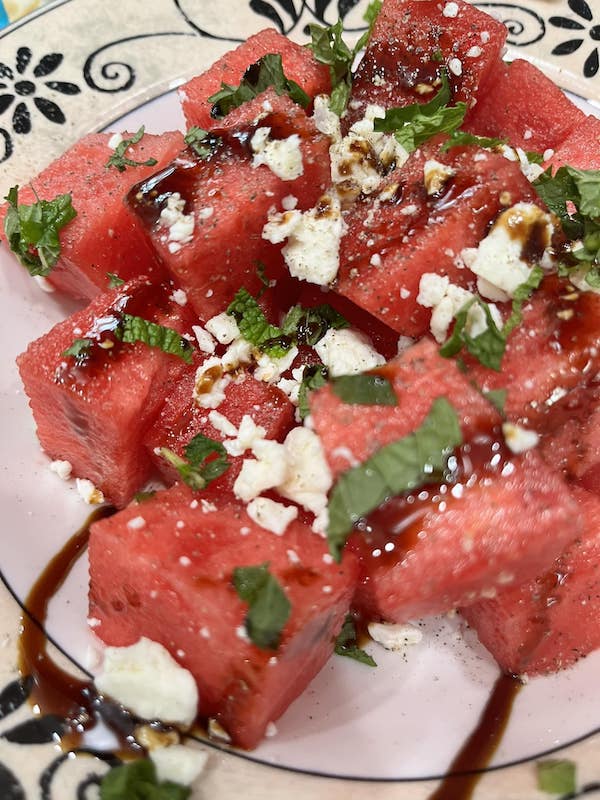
[115,314,194,363]
[107,272,124,288]
[160,433,229,491]
[100,758,190,800]
[184,126,222,159]
[232,563,291,650]
[209,53,309,119]
[440,298,506,371]
[373,72,466,153]
[536,759,576,795]
[106,126,158,172]
[280,303,348,346]
[327,398,462,560]
[441,130,507,152]
[3,185,77,276]
[227,288,288,357]
[483,388,507,415]
[566,166,600,218]
[298,363,329,420]
[503,266,544,336]
[526,150,544,165]
[334,615,376,667]
[331,373,397,406]
[62,338,93,359]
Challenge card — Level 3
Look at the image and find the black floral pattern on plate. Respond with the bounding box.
[549,0,600,78]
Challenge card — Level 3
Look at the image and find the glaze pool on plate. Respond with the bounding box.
[1,87,600,783]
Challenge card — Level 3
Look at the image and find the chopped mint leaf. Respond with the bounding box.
[256,260,271,288]
[107,272,124,288]
[483,388,507,415]
[209,53,309,119]
[431,49,444,63]
[334,615,377,667]
[308,2,381,116]
[298,363,329,420]
[184,126,222,159]
[105,126,158,172]
[373,72,466,153]
[280,303,348,346]
[160,433,229,491]
[327,398,462,560]
[227,287,289,357]
[100,758,190,800]
[3,186,76,276]
[566,166,600,218]
[133,490,156,503]
[503,266,544,336]
[62,338,93,359]
[232,563,291,650]
[526,150,544,165]
[440,298,506,371]
[536,759,576,795]
[227,289,348,357]
[331,373,397,406]
[115,314,194,363]
[441,130,507,152]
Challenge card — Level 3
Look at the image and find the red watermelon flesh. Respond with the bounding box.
[178,28,331,131]
[0,132,184,300]
[465,276,600,426]
[463,60,585,153]
[347,0,506,126]
[17,279,194,507]
[335,143,543,337]
[349,449,581,622]
[88,483,358,749]
[547,114,600,171]
[538,383,600,494]
[310,338,501,481]
[460,487,600,676]
[127,93,332,320]
[144,362,295,491]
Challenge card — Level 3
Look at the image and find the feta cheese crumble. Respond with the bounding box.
[159,193,195,248]
[502,422,540,454]
[250,127,303,181]
[95,638,198,727]
[368,622,423,650]
[76,478,105,505]
[150,745,208,786]
[49,459,72,480]
[314,328,385,376]
[246,497,299,535]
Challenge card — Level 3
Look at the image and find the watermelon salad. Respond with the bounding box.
[2,0,600,757]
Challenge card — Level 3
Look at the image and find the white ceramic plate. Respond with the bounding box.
[1,0,600,795]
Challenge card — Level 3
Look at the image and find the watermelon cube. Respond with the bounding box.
[349,449,581,622]
[348,0,506,124]
[309,338,501,481]
[465,276,600,426]
[335,143,543,337]
[547,114,600,171]
[461,487,600,676]
[127,92,332,320]
[17,279,194,507]
[0,131,184,300]
[464,60,586,153]
[178,28,331,131]
[88,483,358,749]
[144,363,295,491]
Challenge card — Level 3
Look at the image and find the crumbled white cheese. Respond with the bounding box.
[221,338,253,371]
[500,145,544,182]
[368,622,423,650]
[314,328,385,376]
[33,275,55,292]
[169,289,188,306]
[278,428,332,519]
[192,325,217,354]
[448,58,463,77]
[263,195,347,286]
[423,159,456,195]
[233,439,288,501]
[208,718,231,743]
[49,459,72,480]
[95,638,198,727]
[282,194,298,211]
[198,206,214,221]
[127,516,146,531]
[192,356,230,409]
[76,478,105,505]
[159,193,195,246]
[150,745,208,786]
[108,132,123,150]
[461,203,554,298]
[443,1,459,17]
[502,422,540,454]
[466,45,482,58]
[246,496,298,535]
[208,410,238,438]
[223,414,267,457]
[205,312,240,345]
[254,346,299,383]
[251,127,303,181]
[312,94,342,139]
